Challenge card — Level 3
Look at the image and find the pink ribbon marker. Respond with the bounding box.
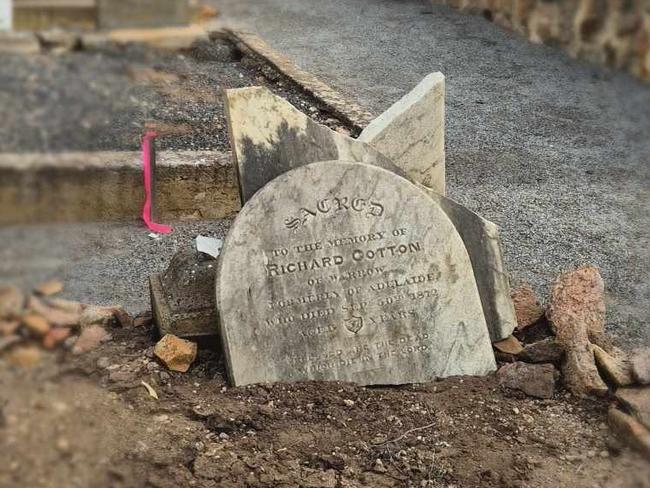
[141,131,172,234]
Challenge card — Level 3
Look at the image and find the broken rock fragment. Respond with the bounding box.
[0,286,24,319]
[511,284,543,331]
[43,327,72,350]
[28,296,80,327]
[608,407,650,461]
[593,345,634,387]
[547,266,609,397]
[72,325,112,354]
[497,362,556,399]
[154,334,197,373]
[34,279,64,296]
[493,335,524,356]
[80,305,133,329]
[616,387,650,430]
[21,314,51,337]
[631,348,650,385]
[518,337,564,364]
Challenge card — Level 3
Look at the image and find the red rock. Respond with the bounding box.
[497,362,556,399]
[547,266,610,397]
[33,279,64,296]
[0,286,24,319]
[493,335,524,355]
[21,314,51,337]
[154,334,197,372]
[511,284,543,330]
[72,325,112,354]
[43,327,72,350]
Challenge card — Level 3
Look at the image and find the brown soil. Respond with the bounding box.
[1,325,648,488]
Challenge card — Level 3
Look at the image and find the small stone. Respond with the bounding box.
[134,312,153,328]
[0,335,22,352]
[519,338,564,364]
[42,327,72,350]
[630,348,650,385]
[97,357,111,369]
[343,399,355,407]
[21,314,51,337]
[154,334,197,373]
[219,432,229,440]
[33,279,64,296]
[46,298,85,315]
[493,335,524,355]
[497,362,556,399]
[511,284,543,330]
[593,345,634,387]
[4,345,41,368]
[109,369,138,384]
[0,286,24,319]
[56,437,71,454]
[0,320,21,336]
[608,407,650,461]
[615,387,650,430]
[80,305,133,329]
[72,325,112,354]
[372,459,387,473]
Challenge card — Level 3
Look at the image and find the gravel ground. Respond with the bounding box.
[0,39,346,153]
[210,0,650,347]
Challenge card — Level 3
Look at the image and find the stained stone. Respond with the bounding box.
[216,161,495,386]
[359,72,446,194]
[224,86,406,203]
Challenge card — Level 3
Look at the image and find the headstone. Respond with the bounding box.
[224,87,406,203]
[359,72,446,195]
[150,246,218,338]
[0,0,11,30]
[426,192,516,341]
[216,161,496,386]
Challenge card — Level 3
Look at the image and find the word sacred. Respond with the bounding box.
[266,242,422,277]
[284,196,385,231]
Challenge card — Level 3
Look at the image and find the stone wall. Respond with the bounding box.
[433,0,650,81]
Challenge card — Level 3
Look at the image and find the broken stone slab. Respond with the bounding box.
[518,337,564,364]
[593,345,635,387]
[616,387,650,430]
[216,161,496,386]
[150,246,219,338]
[224,86,407,203]
[496,362,556,399]
[359,72,445,195]
[493,335,524,356]
[511,284,544,331]
[427,192,516,342]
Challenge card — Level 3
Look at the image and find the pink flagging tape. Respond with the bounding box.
[141,131,172,234]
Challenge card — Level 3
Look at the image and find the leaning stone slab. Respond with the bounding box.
[225,86,406,203]
[359,73,445,195]
[216,161,496,386]
[427,192,516,341]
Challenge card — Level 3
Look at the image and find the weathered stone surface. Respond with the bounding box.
[28,296,80,327]
[359,72,445,194]
[150,246,218,338]
[547,265,607,347]
[154,334,197,372]
[547,266,609,397]
[631,348,650,385]
[519,337,564,364]
[217,161,495,386]
[497,362,556,399]
[493,335,524,355]
[225,86,405,203]
[593,345,634,387]
[511,284,544,330]
[0,286,24,320]
[0,32,40,54]
[616,388,650,430]
[427,193,516,341]
[608,407,650,461]
[72,325,112,355]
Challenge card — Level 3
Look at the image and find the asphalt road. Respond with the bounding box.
[213,0,650,345]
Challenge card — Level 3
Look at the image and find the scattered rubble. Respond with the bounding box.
[497,362,556,399]
[511,283,544,330]
[154,334,197,372]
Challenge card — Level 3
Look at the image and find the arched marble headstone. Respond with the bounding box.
[216,161,496,386]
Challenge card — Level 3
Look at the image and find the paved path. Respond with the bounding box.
[215,0,650,345]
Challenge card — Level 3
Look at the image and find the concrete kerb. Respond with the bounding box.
[0,28,372,224]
